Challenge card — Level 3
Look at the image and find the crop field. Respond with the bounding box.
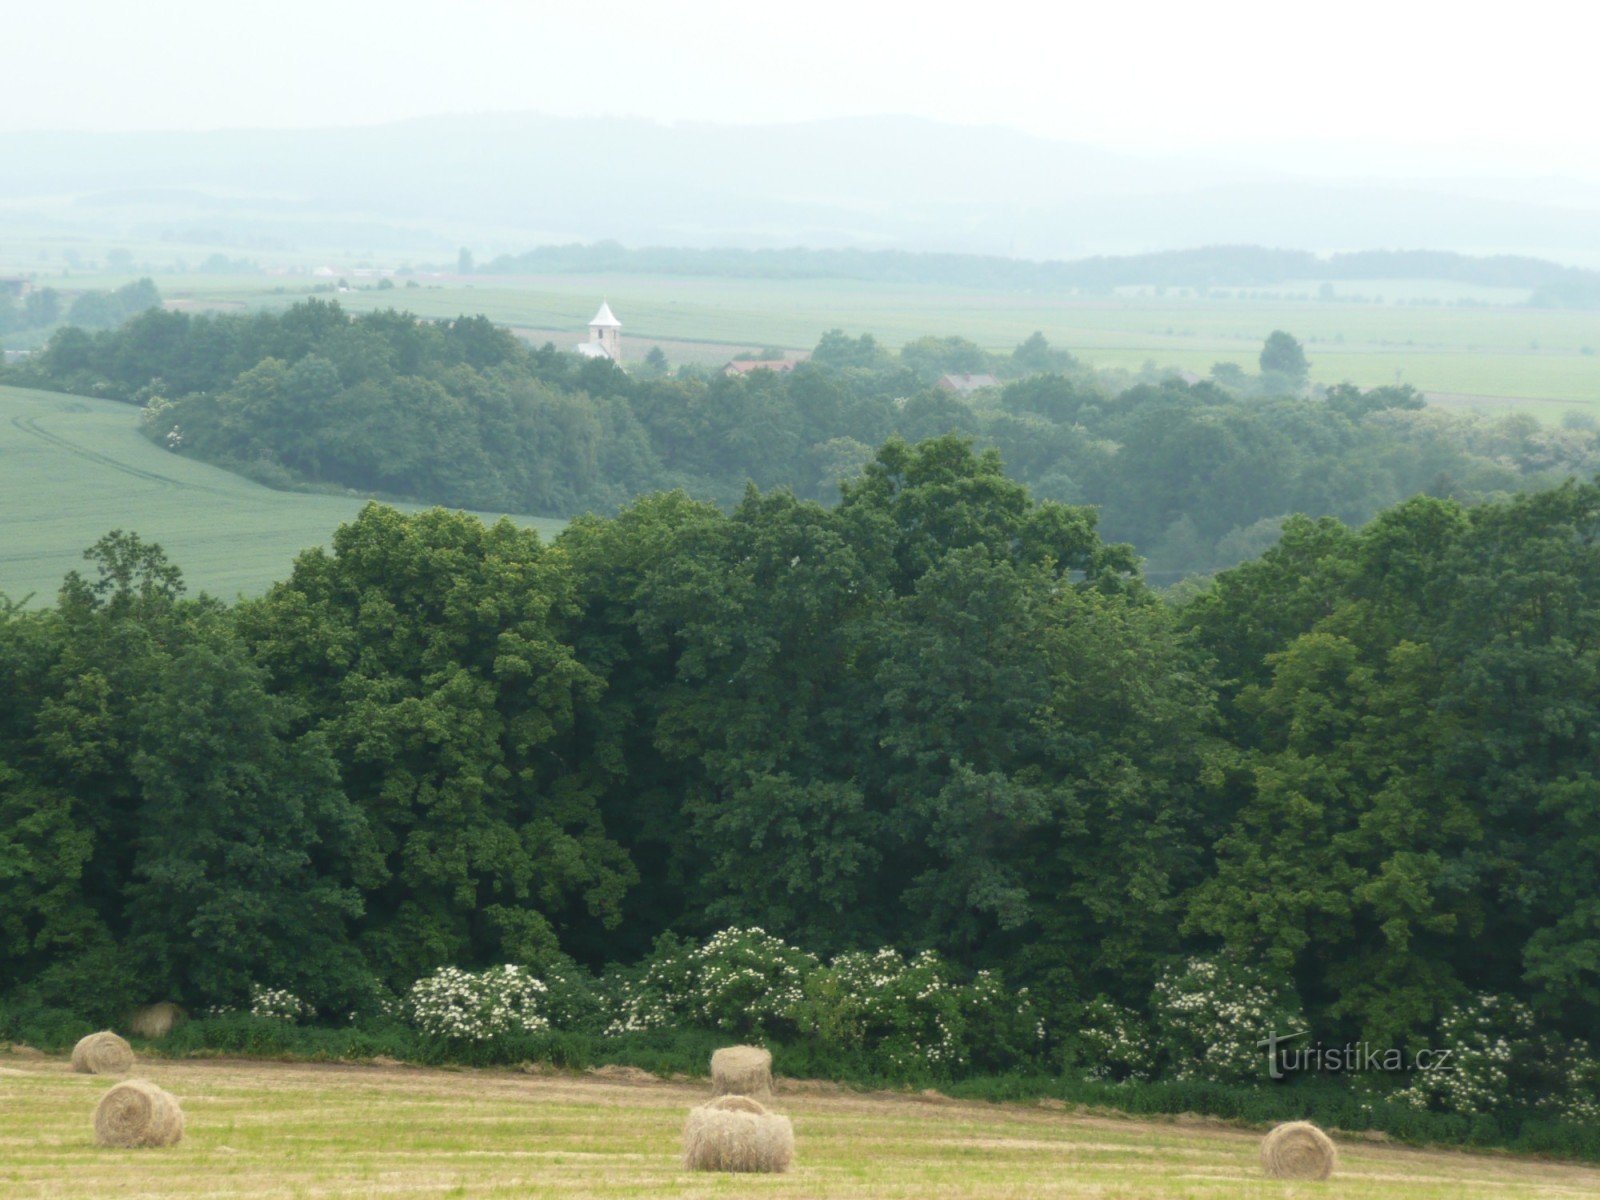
[3,1053,1598,1200]
[0,385,564,605]
[122,271,1600,415]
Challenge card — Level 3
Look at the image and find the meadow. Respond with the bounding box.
[99,269,1600,415]
[0,384,564,604]
[4,1052,1599,1199]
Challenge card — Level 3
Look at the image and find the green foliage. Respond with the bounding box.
[1148,956,1303,1084]
[9,300,1599,580]
[400,964,550,1042]
[234,504,635,987]
[798,948,1043,1076]
[607,928,815,1041]
[1259,329,1310,382]
[4,438,1600,1148]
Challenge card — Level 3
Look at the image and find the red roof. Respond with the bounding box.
[724,359,799,376]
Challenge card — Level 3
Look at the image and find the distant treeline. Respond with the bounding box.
[6,300,1599,578]
[0,277,161,337]
[482,241,1600,306]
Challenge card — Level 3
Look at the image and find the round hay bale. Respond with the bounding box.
[710,1044,773,1103]
[683,1097,793,1173]
[93,1080,185,1148]
[127,1003,185,1041]
[70,1032,134,1076]
[1261,1120,1337,1180]
[704,1094,769,1115]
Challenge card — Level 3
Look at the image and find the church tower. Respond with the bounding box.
[587,301,621,362]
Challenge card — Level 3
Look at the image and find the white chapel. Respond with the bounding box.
[575,301,622,363]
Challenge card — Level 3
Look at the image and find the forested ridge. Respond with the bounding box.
[8,300,1599,577]
[3,436,1599,1148]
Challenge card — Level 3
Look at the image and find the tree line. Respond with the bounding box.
[2,440,1598,1110]
[481,241,1600,305]
[0,278,161,339]
[6,300,1598,578]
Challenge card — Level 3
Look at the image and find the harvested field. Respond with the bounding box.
[3,1052,1598,1198]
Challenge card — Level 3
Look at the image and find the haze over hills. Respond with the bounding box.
[3,113,1598,265]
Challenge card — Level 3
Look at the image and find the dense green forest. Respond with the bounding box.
[482,241,1600,306]
[3,441,1598,1145]
[8,300,1599,577]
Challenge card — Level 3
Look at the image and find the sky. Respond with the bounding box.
[8,0,1598,180]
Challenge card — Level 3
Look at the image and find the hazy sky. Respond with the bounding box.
[9,0,1598,178]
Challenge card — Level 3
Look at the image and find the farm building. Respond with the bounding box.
[575,301,622,363]
[936,372,999,395]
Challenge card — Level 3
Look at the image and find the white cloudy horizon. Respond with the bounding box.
[7,0,1598,185]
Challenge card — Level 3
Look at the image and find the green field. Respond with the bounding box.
[3,1053,1598,1199]
[0,385,564,605]
[108,271,1600,415]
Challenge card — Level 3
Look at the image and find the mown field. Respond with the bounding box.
[113,270,1600,414]
[0,385,564,604]
[3,1053,1598,1200]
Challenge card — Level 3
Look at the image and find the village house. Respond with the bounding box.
[723,357,803,377]
[935,372,999,395]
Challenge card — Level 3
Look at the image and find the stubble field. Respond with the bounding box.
[3,1052,1598,1199]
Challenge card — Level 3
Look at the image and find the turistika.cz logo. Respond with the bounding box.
[1258,1029,1456,1080]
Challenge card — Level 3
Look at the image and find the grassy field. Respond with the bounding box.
[105,271,1600,415]
[3,1053,1598,1199]
[0,385,564,605]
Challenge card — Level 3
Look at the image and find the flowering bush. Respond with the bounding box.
[1149,955,1303,1084]
[1539,1038,1600,1124]
[797,948,1043,1076]
[1389,994,1584,1118]
[1075,997,1159,1081]
[601,929,1038,1075]
[401,965,550,1043]
[204,983,315,1022]
[606,928,815,1039]
[247,984,315,1022]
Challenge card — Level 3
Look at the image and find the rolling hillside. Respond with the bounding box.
[0,385,564,604]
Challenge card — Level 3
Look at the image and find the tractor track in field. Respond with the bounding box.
[9,413,233,497]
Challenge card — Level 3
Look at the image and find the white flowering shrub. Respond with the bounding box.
[204,983,315,1022]
[1076,997,1159,1081]
[797,948,1043,1076]
[1149,955,1303,1084]
[402,965,550,1043]
[138,393,174,428]
[248,984,315,1022]
[607,928,816,1039]
[1538,1038,1600,1125]
[1391,994,1576,1118]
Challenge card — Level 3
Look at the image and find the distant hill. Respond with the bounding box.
[2,114,1598,265]
[483,242,1600,305]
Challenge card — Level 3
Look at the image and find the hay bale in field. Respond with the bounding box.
[710,1044,773,1103]
[70,1031,134,1076]
[704,1094,768,1115]
[1260,1120,1337,1180]
[683,1095,794,1173]
[93,1080,185,1148]
[127,1002,185,1041]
